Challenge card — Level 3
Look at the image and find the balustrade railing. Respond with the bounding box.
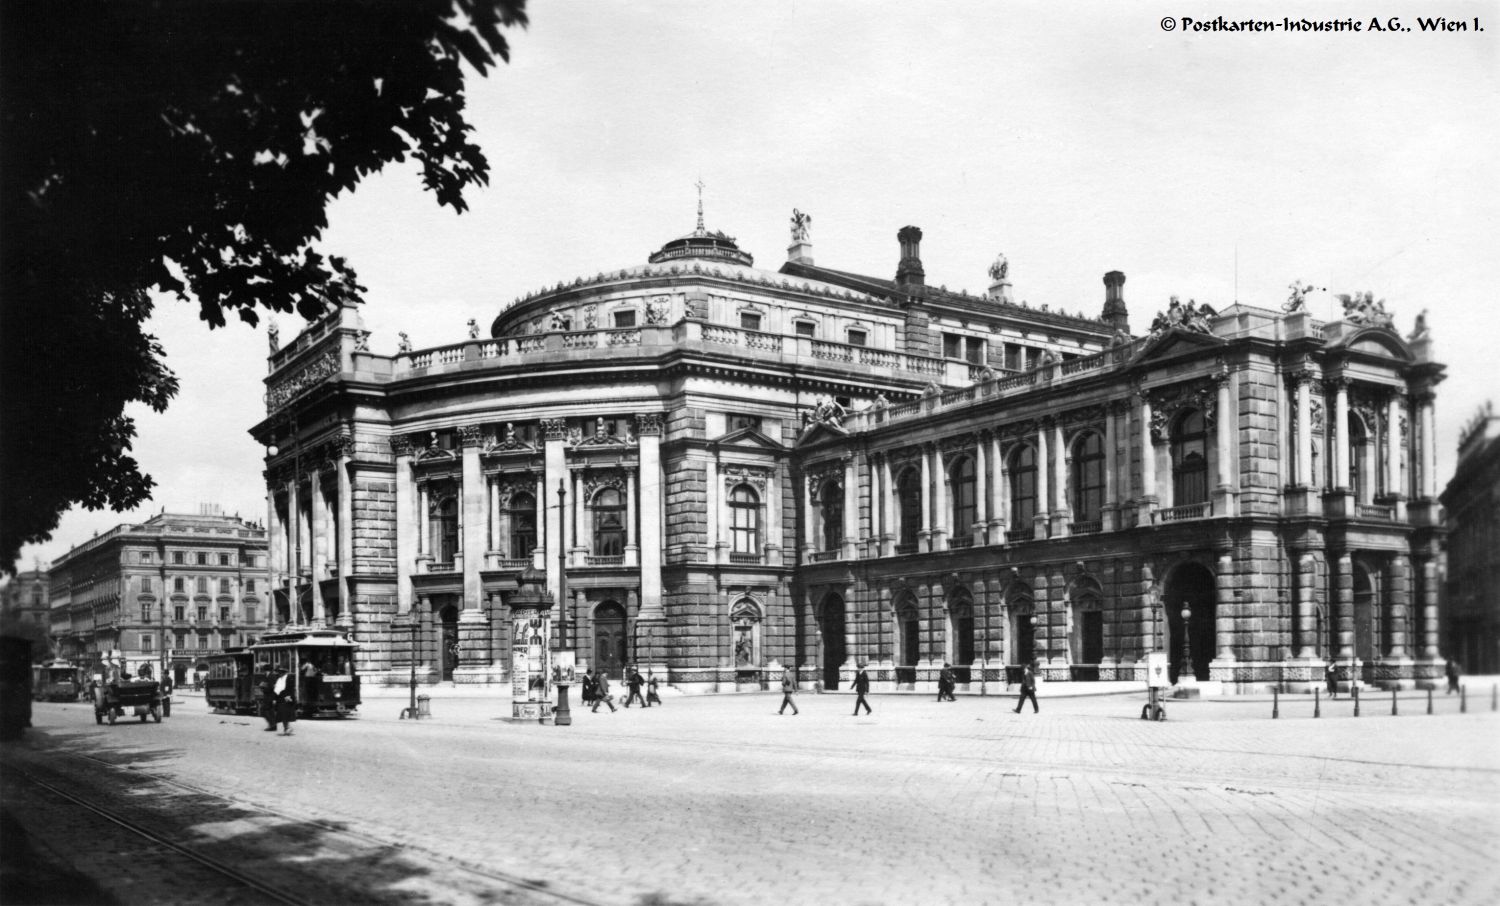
[584,555,625,567]
[1070,520,1103,535]
[1155,502,1211,523]
[1005,528,1035,543]
[1356,503,1394,520]
[728,552,762,564]
[810,550,840,562]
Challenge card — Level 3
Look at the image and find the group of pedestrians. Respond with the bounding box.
[258,666,298,735]
[581,667,661,713]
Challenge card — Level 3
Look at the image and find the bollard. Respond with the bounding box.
[1353,684,1360,718]
[1428,687,1433,715]
[1272,687,1279,719]
[1391,687,1398,716]
[1314,687,1321,719]
[1461,684,1467,713]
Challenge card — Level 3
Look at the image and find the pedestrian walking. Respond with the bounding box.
[1325,660,1338,699]
[624,667,647,707]
[778,666,800,715]
[646,674,662,706]
[850,663,872,716]
[937,663,956,702]
[1445,657,1461,695]
[273,668,297,735]
[591,671,617,712]
[1012,661,1039,714]
[581,669,598,707]
[258,668,278,731]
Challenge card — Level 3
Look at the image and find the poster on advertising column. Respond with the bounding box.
[512,612,550,702]
[1146,651,1171,688]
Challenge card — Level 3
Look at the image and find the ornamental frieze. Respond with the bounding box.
[494,473,537,507]
[723,466,771,491]
[266,349,339,413]
[541,418,568,441]
[1146,379,1217,443]
[458,426,484,448]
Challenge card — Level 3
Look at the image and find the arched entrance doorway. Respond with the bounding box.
[1353,564,1377,671]
[593,601,627,679]
[895,596,919,686]
[439,603,459,681]
[949,592,974,684]
[818,594,845,691]
[1163,563,1216,683]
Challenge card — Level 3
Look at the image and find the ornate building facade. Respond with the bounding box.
[1441,402,1499,674]
[252,211,1447,692]
[47,508,270,684]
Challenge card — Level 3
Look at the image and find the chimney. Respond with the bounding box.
[895,226,925,288]
[1101,271,1130,334]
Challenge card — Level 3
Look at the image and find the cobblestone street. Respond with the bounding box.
[5,685,1499,905]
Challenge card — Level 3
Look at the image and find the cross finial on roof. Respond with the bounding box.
[695,178,705,232]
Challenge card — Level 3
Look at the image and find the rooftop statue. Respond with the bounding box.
[1284,280,1312,312]
[809,394,846,427]
[267,321,280,352]
[1337,290,1394,328]
[398,332,413,354]
[467,318,480,339]
[790,208,812,243]
[1408,308,1430,341]
[988,252,1009,283]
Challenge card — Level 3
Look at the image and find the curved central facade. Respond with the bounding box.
[252,214,1446,695]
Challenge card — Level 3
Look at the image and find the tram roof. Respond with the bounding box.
[251,629,358,650]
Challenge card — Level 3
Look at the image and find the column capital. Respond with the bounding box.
[390,434,415,457]
[458,425,484,448]
[634,413,665,436]
[541,417,568,441]
[1323,376,1351,393]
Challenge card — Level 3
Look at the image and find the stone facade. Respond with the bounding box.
[1440,403,1499,674]
[251,216,1447,693]
[45,508,269,685]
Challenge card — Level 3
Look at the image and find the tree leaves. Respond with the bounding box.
[0,1,528,571]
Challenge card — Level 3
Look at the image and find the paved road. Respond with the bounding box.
[5,685,1499,905]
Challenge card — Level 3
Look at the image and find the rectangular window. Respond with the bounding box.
[245,579,255,593]
[141,634,154,653]
[943,333,962,359]
[966,337,985,364]
[1025,347,1041,371]
[173,551,184,565]
[219,578,231,595]
[173,577,185,593]
[220,606,231,622]
[219,553,231,566]
[846,328,868,347]
[794,320,816,337]
[728,413,761,433]
[244,606,257,625]
[197,606,207,622]
[174,605,185,621]
[141,577,153,593]
[141,604,153,624]
[1004,343,1022,371]
[612,310,637,328]
[140,551,153,563]
[197,635,208,650]
[740,312,762,331]
[196,552,207,565]
[196,577,208,594]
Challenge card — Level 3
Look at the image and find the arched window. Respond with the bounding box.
[820,480,843,551]
[1071,432,1106,524]
[1009,444,1038,527]
[592,488,625,556]
[508,492,537,560]
[729,484,760,555]
[428,483,459,563]
[949,593,975,682]
[896,597,920,685]
[1349,414,1370,501]
[897,468,922,551]
[950,455,976,540]
[1170,410,1208,506]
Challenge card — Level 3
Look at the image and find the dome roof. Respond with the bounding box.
[648,224,754,267]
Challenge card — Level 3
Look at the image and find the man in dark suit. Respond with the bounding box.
[1013,661,1039,714]
[851,663,872,716]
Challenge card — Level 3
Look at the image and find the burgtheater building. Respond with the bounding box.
[252,209,1447,693]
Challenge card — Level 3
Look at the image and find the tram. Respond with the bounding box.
[205,629,360,718]
[203,647,259,715]
[32,659,85,702]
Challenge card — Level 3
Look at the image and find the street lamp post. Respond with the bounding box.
[553,480,572,727]
[397,616,421,719]
[1179,605,1194,684]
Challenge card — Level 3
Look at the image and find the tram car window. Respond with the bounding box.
[204,648,262,715]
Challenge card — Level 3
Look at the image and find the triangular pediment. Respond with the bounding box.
[714,426,784,451]
[795,420,851,449]
[1134,328,1226,365]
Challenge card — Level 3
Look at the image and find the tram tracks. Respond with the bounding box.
[9,748,611,906]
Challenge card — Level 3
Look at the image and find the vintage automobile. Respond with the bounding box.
[94,678,164,725]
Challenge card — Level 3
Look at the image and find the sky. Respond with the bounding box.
[18,0,1499,569]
